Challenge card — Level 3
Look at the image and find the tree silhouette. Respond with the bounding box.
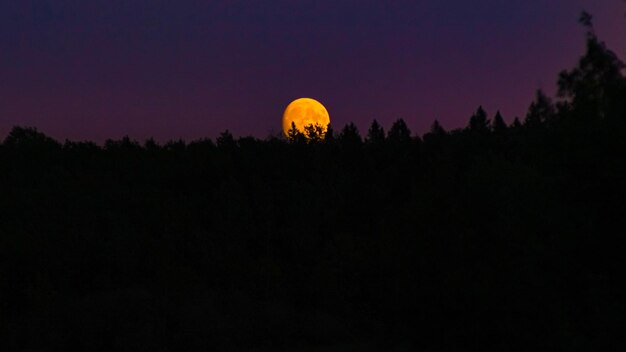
[366,119,385,145]
[304,123,325,143]
[423,119,447,145]
[217,129,237,149]
[3,126,61,150]
[467,106,490,133]
[144,137,160,152]
[338,122,362,148]
[432,120,447,136]
[324,123,335,143]
[492,111,507,133]
[287,121,306,144]
[511,116,523,129]
[579,10,593,31]
[1,11,625,352]
[104,135,142,151]
[525,90,556,129]
[558,15,626,121]
[387,118,412,145]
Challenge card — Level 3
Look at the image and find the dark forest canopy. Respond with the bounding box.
[1,15,625,352]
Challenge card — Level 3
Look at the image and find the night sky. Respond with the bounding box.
[1,1,624,143]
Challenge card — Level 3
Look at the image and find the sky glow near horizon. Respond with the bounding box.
[0,0,625,142]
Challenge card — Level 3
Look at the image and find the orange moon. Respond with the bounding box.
[282,98,330,137]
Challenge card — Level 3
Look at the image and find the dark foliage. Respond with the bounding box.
[1,16,625,351]
[366,119,385,145]
[525,90,556,129]
[492,111,507,134]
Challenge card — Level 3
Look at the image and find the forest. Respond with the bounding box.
[1,16,625,351]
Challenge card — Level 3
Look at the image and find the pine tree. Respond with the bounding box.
[366,119,385,145]
[557,11,626,121]
[430,119,446,136]
[387,118,411,144]
[525,90,555,129]
[287,122,306,143]
[338,122,362,148]
[324,123,335,143]
[492,111,507,133]
[468,106,490,133]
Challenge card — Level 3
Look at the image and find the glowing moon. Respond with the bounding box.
[282,98,330,137]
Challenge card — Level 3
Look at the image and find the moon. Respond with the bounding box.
[282,98,330,137]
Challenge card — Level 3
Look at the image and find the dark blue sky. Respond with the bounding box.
[1,0,624,142]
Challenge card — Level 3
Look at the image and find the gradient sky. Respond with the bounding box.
[1,0,625,142]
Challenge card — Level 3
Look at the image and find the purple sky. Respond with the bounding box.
[1,1,625,143]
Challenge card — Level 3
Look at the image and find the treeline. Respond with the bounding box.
[1,15,626,351]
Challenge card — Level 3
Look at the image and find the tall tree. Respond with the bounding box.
[423,119,447,145]
[525,90,556,129]
[338,122,362,148]
[387,118,412,145]
[366,119,385,145]
[492,111,507,133]
[511,117,522,129]
[557,12,626,121]
[324,123,335,143]
[287,122,306,144]
[468,106,490,133]
[430,120,446,136]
